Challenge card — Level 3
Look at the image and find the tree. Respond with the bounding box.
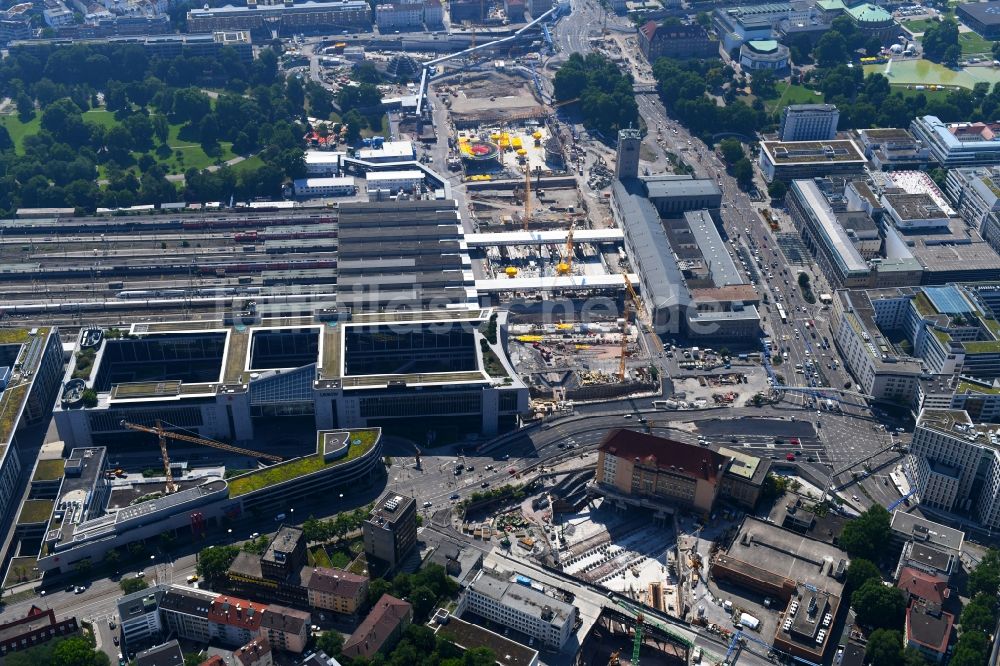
[196,544,239,584]
[950,631,989,666]
[316,630,344,657]
[845,558,882,596]
[52,636,110,666]
[719,138,744,164]
[0,125,12,153]
[342,109,366,143]
[865,629,902,665]
[959,593,997,636]
[851,579,906,630]
[732,157,753,190]
[922,19,960,63]
[767,179,787,201]
[968,548,1000,597]
[902,647,930,666]
[814,32,849,68]
[16,93,35,122]
[120,577,149,594]
[839,505,891,561]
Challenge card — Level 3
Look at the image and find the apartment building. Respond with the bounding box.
[303,567,369,615]
[342,594,412,660]
[259,606,310,654]
[160,586,217,644]
[459,571,577,650]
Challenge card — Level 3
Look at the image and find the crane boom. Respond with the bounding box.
[121,420,283,494]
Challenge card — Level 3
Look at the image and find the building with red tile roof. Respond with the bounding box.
[595,429,730,512]
[208,595,266,648]
[896,567,950,606]
[342,594,412,660]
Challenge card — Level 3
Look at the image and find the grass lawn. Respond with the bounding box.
[230,155,265,173]
[17,500,53,525]
[82,109,119,129]
[32,458,65,482]
[900,18,938,34]
[959,31,995,56]
[157,119,236,175]
[889,84,953,102]
[764,83,822,114]
[0,114,41,154]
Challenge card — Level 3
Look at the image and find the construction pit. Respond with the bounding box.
[555,499,683,617]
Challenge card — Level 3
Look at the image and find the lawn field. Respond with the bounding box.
[764,83,823,114]
[0,114,41,154]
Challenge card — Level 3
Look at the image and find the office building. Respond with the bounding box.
[759,140,866,182]
[365,169,424,192]
[637,19,718,61]
[227,527,309,607]
[342,594,412,660]
[717,447,771,508]
[424,0,443,25]
[186,1,372,36]
[161,585,218,644]
[830,290,923,402]
[888,512,964,554]
[11,32,253,63]
[911,115,1000,167]
[135,641,184,666]
[615,128,641,181]
[779,104,839,142]
[433,615,539,666]
[292,177,356,197]
[458,571,577,650]
[117,586,168,653]
[711,517,847,663]
[644,175,723,216]
[0,3,32,45]
[855,128,931,171]
[375,2,423,29]
[363,492,417,571]
[595,429,728,513]
[303,567,369,615]
[304,151,345,176]
[910,408,1000,529]
[356,140,415,163]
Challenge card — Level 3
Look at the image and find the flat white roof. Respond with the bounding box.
[366,170,424,181]
[305,150,345,164]
[295,177,356,187]
[357,141,414,160]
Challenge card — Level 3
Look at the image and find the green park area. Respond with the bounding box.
[1,107,236,176]
[763,82,823,114]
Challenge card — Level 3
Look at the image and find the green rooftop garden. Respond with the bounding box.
[32,459,65,482]
[3,557,41,589]
[227,430,379,498]
[0,383,29,446]
[16,499,53,525]
[0,330,30,344]
[962,340,1000,354]
[913,291,937,317]
[957,380,1000,395]
[931,328,951,344]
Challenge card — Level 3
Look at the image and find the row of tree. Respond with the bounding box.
[554,52,639,136]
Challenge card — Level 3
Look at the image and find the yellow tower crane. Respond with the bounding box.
[619,272,643,382]
[120,420,283,494]
[523,164,531,231]
[556,222,575,275]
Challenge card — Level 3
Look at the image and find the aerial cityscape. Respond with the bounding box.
[2,0,1000,665]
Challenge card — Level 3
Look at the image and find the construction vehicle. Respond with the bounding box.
[120,420,282,494]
